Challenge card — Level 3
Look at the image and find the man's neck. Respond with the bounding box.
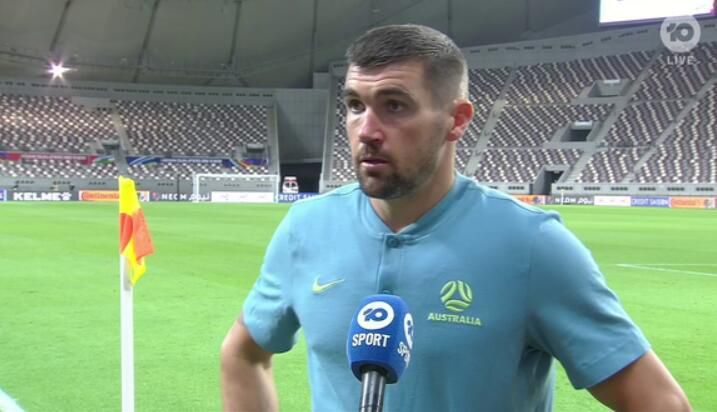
[370,171,456,233]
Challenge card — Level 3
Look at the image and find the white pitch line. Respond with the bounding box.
[0,387,25,412]
[619,263,717,267]
[617,264,717,278]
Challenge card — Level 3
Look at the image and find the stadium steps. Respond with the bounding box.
[110,107,135,155]
[623,76,717,183]
[623,49,663,97]
[564,146,600,182]
[105,106,131,176]
[579,48,662,146]
[464,67,517,175]
[562,99,632,182]
[564,49,661,183]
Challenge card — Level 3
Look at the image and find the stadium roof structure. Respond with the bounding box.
[0,0,600,89]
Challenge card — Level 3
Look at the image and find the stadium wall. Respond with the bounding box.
[552,182,717,197]
[0,174,276,193]
[2,186,714,211]
[274,88,328,164]
[0,77,274,105]
[515,194,716,209]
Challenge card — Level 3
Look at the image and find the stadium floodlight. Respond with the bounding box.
[48,62,72,79]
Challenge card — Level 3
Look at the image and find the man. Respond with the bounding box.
[221,24,691,411]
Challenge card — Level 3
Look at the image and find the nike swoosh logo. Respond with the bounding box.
[312,277,345,294]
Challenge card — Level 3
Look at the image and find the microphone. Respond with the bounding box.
[346,295,414,412]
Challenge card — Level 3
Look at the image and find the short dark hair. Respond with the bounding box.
[345,24,468,106]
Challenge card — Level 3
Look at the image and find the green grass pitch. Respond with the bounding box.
[0,202,715,411]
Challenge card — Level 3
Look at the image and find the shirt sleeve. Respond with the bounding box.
[242,208,300,354]
[526,215,650,389]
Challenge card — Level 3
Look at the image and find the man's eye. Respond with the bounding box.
[386,100,404,112]
[346,100,364,113]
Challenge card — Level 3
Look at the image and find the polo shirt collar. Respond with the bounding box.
[359,172,469,236]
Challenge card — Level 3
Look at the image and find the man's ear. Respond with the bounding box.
[446,99,474,142]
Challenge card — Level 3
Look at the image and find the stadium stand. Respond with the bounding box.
[128,162,256,180]
[0,158,118,179]
[489,104,612,147]
[576,147,649,183]
[456,148,474,171]
[0,92,272,183]
[474,148,581,183]
[116,100,268,157]
[635,83,717,183]
[0,157,262,180]
[634,42,717,100]
[329,146,353,182]
[464,67,512,146]
[328,79,354,182]
[603,101,686,147]
[0,93,115,153]
[505,51,651,104]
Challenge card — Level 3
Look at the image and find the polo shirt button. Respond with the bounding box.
[387,237,400,248]
[381,289,392,294]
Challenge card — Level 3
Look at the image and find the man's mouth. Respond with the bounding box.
[361,157,388,165]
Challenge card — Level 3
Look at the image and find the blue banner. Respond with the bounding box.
[277,192,319,203]
[631,196,670,208]
[127,155,161,166]
[127,155,238,168]
[160,157,223,165]
[223,158,239,168]
[240,158,268,166]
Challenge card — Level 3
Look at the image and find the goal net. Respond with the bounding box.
[192,173,280,203]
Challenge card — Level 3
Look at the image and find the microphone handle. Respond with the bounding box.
[359,366,387,412]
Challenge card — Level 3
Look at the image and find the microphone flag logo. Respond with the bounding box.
[403,313,414,349]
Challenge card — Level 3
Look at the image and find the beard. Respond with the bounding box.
[357,167,420,199]
[354,140,442,200]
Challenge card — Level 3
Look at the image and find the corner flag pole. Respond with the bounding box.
[120,255,135,412]
[118,175,154,412]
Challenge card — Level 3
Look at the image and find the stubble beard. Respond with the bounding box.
[357,168,417,199]
[355,140,442,200]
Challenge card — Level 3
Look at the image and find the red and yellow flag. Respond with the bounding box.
[119,176,154,285]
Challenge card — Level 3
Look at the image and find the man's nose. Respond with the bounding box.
[358,108,385,143]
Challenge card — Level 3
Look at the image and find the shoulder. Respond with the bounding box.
[458,176,560,228]
[286,182,363,220]
[296,182,361,205]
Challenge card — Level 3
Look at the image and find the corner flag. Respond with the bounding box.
[119,176,154,285]
[118,176,154,412]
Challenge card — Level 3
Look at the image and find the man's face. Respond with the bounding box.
[343,60,453,199]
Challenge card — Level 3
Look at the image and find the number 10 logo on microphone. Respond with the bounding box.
[357,301,395,330]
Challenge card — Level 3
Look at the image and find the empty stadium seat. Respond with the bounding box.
[474,148,581,183]
[116,100,268,157]
[0,94,116,152]
[635,84,717,183]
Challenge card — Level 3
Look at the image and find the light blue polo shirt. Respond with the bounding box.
[242,174,649,412]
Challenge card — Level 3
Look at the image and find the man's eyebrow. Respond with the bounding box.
[375,88,413,100]
[341,87,413,100]
[342,88,358,100]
